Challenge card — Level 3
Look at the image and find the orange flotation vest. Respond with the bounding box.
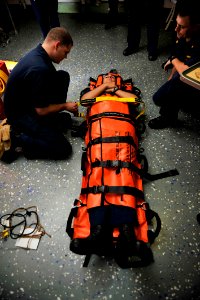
[67,73,178,268]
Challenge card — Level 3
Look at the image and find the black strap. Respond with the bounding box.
[88,112,136,123]
[146,209,162,244]
[139,154,179,181]
[91,159,143,176]
[81,151,87,176]
[144,169,179,181]
[87,135,137,149]
[83,254,92,267]
[81,185,144,199]
[91,159,179,181]
[66,207,76,238]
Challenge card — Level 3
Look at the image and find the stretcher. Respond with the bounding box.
[66,72,179,268]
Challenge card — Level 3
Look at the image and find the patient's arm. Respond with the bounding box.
[81,83,114,100]
[115,89,137,98]
[81,83,137,100]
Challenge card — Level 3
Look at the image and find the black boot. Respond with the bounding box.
[116,223,137,255]
[70,225,113,255]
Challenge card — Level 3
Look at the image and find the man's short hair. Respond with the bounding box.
[177,0,200,25]
[46,27,73,46]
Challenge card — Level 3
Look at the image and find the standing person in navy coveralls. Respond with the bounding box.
[30,0,60,38]
[123,0,164,61]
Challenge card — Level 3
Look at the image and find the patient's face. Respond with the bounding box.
[103,74,116,84]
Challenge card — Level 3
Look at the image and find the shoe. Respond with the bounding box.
[71,121,87,138]
[119,223,136,244]
[0,130,23,163]
[148,116,178,129]
[116,223,137,256]
[70,225,113,255]
[123,47,138,56]
[0,149,20,163]
[115,241,154,268]
[105,22,117,30]
[148,54,158,61]
[70,238,87,255]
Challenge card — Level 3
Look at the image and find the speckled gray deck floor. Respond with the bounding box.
[0,9,200,300]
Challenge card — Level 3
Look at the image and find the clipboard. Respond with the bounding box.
[180,62,200,90]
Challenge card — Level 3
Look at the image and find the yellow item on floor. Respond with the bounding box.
[4,60,18,73]
[0,118,11,159]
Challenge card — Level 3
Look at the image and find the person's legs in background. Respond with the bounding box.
[30,0,50,38]
[146,0,164,61]
[30,0,60,38]
[123,0,143,56]
[105,0,119,29]
[48,0,60,30]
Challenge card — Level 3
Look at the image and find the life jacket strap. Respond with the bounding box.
[144,169,179,181]
[87,135,137,149]
[91,159,143,176]
[139,154,179,181]
[81,185,144,199]
[88,111,136,123]
[91,159,179,180]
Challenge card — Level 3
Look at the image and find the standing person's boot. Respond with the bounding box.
[148,116,180,129]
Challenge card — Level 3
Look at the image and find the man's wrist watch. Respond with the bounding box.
[112,86,119,94]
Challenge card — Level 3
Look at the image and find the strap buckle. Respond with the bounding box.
[93,185,108,194]
[73,199,83,208]
[137,202,149,210]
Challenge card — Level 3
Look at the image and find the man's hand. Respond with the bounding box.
[105,82,116,93]
[65,102,78,114]
[36,102,78,116]
[163,60,173,71]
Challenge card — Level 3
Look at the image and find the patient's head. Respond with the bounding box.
[103,73,116,84]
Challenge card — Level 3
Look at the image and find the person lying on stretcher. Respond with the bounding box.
[69,70,154,265]
[81,69,137,100]
[72,69,142,137]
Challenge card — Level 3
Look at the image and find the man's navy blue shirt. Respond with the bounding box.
[4,44,57,122]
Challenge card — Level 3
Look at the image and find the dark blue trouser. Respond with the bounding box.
[30,0,60,38]
[108,0,118,15]
[12,113,72,160]
[126,0,163,55]
[153,72,200,120]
